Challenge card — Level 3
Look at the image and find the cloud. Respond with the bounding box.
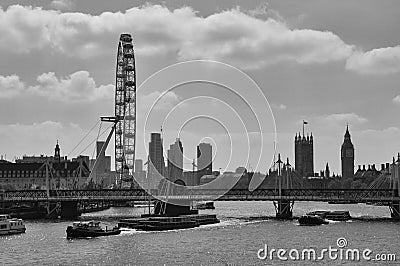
[0,5,55,53]
[28,71,113,102]
[0,5,354,68]
[393,95,400,105]
[50,0,75,11]
[0,74,25,98]
[271,103,287,110]
[305,113,368,134]
[0,71,113,103]
[323,113,368,124]
[139,91,181,111]
[245,2,284,22]
[346,46,400,75]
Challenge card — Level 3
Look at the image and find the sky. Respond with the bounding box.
[0,0,399,175]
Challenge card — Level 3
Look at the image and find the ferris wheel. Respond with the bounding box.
[115,33,136,183]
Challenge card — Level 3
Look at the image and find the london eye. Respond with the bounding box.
[115,33,136,184]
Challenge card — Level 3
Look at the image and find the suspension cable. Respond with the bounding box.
[91,121,103,160]
[67,120,100,157]
[78,124,113,156]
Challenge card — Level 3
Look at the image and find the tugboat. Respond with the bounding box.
[298,215,329,226]
[66,221,121,238]
[0,214,26,235]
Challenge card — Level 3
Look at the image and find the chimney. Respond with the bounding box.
[381,164,385,171]
[368,165,371,170]
[362,165,366,171]
[372,164,376,171]
[358,165,361,171]
[386,163,390,170]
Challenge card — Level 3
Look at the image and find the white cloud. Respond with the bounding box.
[0,5,55,53]
[50,0,75,11]
[393,95,400,105]
[139,91,181,111]
[0,74,25,98]
[0,5,354,68]
[271,103,287,110]
[346,46,400,75]
[0,71,113,103]
[28,71,113,102]
[323,113,368,124]
[305,113,368,134]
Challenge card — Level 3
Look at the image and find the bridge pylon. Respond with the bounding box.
[274,199,293,219]
[389,201,400,220]
[390,154,400,220]
[271,154,295,219]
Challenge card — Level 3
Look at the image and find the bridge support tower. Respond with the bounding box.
[273,200,294,219]
[60,201,79,219]
[390,201,400,220]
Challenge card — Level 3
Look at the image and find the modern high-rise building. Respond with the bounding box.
[135,159,143,173]
[88,141,112,187]
[196,142,212,185]
[134,159,146,186]
[341,125,355,179]
[167,138,183,182]
[148,133,165,180]
[294,133,314,177]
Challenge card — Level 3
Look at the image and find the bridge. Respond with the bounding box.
[1,188,396,202]
[1,188,399,219]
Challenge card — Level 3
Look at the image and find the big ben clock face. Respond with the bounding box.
[346,149,353,157]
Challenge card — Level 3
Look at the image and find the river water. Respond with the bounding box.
[1,201,399,265]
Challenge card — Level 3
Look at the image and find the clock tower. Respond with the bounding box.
[341,125,354,178]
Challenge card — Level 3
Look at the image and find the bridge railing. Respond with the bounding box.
[0,188,396,202]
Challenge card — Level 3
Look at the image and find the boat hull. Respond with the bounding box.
[298,215,329,226]
[119,214,220,230]
[66,226,121,238]
[136,221,199,231]
[8,228,26,234]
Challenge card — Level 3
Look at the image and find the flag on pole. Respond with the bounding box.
[303,120,308,125]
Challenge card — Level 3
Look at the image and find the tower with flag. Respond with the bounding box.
[294,120,314,177]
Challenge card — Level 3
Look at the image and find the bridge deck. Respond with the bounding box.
[1,189,398,203]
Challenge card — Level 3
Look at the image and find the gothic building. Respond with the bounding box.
[341,125,355,179]
[294,133,314,177]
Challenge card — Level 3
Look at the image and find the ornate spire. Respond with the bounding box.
[344,124,351,140]
[54,140,61,162]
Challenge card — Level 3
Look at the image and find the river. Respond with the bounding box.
[1,201,399,265]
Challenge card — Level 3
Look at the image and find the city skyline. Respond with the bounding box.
[0,1,399,174]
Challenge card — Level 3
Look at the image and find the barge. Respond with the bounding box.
[306,211,351,221]
[118,214,220,231]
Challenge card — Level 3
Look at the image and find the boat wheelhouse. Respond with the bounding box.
[0,214,26,235]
